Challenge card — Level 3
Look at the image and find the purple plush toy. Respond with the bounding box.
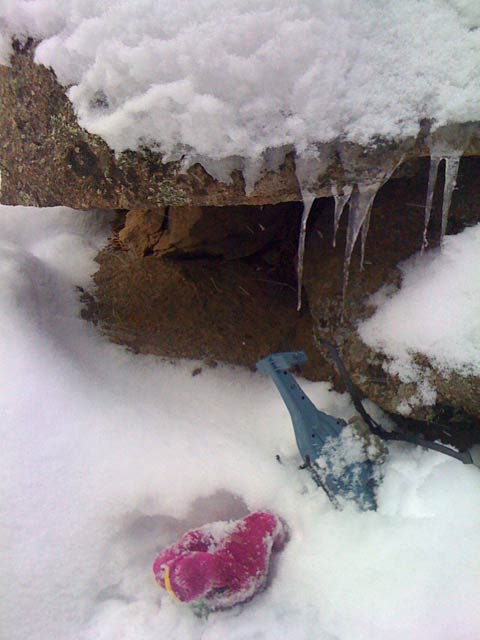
[153,512,287,610]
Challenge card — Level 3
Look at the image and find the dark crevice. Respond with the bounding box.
[12,37,36,55]
[161,205,170,232]
[389,407,480,452]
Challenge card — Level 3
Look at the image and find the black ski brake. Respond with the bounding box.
[317,339,479,467]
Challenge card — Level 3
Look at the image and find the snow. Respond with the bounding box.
[2,204,480,640]
[359,223,480,408]
[1,1,480,164]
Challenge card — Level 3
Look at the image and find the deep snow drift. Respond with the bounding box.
[2,204,480,640]
[1,1,480,162]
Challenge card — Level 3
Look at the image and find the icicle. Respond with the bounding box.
[440,154,461,244]
[423,123,471,250]
[296,193,316,311]
[360,208,372,270]
[294,145,334,311]
[422,154,442,250]
[264,146,291,173]
[336,143,406,301]
[181,155,243,185]
[342,184,380,306]
[331,184,352,247]
[422,151,462,249]
[243,157,264,196]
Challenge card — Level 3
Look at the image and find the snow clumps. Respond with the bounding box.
[1,0,480,165]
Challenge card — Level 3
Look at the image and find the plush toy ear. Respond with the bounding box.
[166,552,219,603]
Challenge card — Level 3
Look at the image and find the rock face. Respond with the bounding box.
[2,42,480,437]
[0,41,298,209]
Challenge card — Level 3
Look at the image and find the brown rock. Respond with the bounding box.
[153,205,203,255]
[83,156,480,444]
[0,43,301,209]
[118,208,166,257]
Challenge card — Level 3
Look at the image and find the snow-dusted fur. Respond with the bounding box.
[153,512,286,610]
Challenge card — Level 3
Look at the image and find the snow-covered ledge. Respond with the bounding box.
[1,45,480,290]
[2,34,480,211]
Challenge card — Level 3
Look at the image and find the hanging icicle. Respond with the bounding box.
[336,142,407,311]
[342,184,380,308]
[422,124,472,250]
[360,208,372,271]
[294,145,335,311]
[331,184,352,247]
[422,154,442,250]
[243,156,265,196]
[422,152,462,250]
[296,193,316,311]
[440,154,462,245]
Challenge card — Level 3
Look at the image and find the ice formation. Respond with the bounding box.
[295,147,334,310]
[180,155,244,187]
[440,155,462,242]
[360,204,372,271]
[331,184,353,248]
[294,139,410,311]
[342,184,381,303]
[296,193,316,311]
[180,152,285,195]
[335,143,407,307]
[422,133,468,249]
[422,155,442,250]
[421,123,480,250]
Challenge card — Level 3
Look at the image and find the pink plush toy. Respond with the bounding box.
[153,511,287,610]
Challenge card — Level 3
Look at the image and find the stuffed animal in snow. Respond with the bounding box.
[153,511,287,611]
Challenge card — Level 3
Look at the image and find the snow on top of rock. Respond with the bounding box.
[359,222,480,381]
[1,1,480,162]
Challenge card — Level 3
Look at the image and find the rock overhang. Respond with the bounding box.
[2,43,480,212]
[2,38,480,430]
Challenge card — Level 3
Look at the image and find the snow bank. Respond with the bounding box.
[1,1,480,162]
[2,204,480,640]
[359,223,480,409]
